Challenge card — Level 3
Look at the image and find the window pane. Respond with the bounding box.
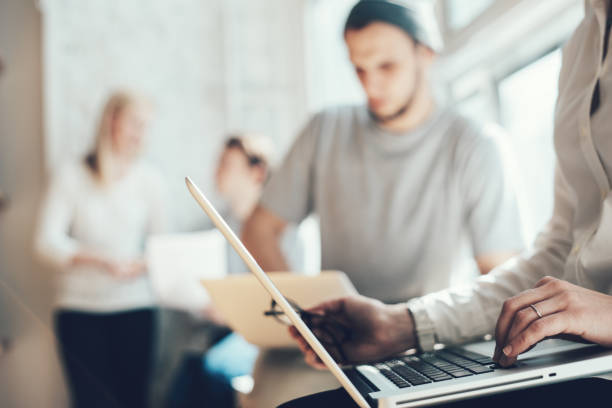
[455,91,497,123]
[498,49,562,243]
[446,0,495,30]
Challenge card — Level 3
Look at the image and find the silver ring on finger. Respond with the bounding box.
[529,303,543,319]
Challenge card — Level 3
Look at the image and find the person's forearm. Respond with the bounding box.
[242,222,289,272]
[476,252,518,275]
[70,252,112,270]
[69,253,146,278]
[385,303,418,352]
[408,252,558,349]
[242,230,289,271]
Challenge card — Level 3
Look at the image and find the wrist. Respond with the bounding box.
[384,303,417,353]
[72,252,105,268]
[406,299,437,352]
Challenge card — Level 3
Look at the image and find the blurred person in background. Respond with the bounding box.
[166,134,304,408]
[216,135,304,275]
[35,91,167,408]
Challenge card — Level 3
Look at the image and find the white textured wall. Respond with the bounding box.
[42,0,308,230]
[305,0,366,112]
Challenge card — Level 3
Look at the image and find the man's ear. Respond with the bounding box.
[416,44,436,67]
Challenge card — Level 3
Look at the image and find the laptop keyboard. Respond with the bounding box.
[373,348,495,388]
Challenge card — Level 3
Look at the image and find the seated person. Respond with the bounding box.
[217,135,304,276]
[166,134,304,408]
[285,0,612,406]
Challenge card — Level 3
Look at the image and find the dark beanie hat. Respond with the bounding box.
[344,0,441,51]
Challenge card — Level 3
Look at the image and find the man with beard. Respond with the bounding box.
[243,0,524,308]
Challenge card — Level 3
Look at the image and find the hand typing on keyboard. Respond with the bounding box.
[493,277,612,368]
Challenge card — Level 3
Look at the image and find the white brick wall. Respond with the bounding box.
[41,0,308,230]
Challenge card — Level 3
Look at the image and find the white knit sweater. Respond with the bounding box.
[35,161,167,312]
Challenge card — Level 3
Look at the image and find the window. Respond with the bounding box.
[497,49,562,242]
[454,89,498,124]
[439,0,582,245]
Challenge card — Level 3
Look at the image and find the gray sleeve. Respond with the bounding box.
[260,115,320,224]
[457,125,525,256]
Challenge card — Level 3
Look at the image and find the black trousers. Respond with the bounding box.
[279,377,612,408]
[55,308,155,408]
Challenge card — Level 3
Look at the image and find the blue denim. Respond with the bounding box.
[203,332,258,380]
[167,333,257,408]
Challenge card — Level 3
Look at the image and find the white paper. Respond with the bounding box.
[147,230,227,312]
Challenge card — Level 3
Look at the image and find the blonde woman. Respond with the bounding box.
[36,91,167,408]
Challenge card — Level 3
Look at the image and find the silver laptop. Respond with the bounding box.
[185,176,612,408]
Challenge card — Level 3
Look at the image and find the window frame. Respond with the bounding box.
[437,0,582,125]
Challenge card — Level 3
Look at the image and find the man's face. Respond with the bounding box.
[345,22,431,121]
